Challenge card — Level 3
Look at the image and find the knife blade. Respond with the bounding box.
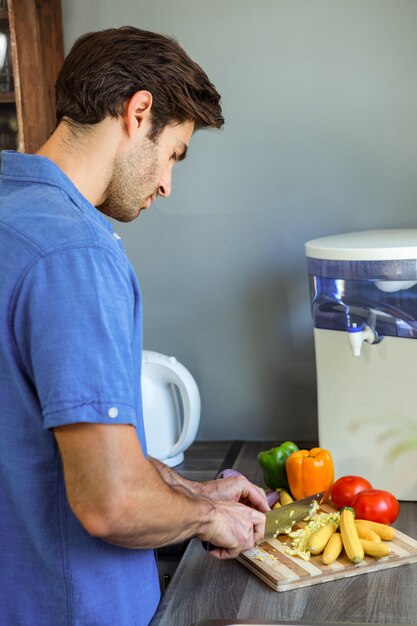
[259,491,325,543]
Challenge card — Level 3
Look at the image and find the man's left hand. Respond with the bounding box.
[198,475,270,513]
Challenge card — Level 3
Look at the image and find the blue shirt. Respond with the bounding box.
[0,151,160,625]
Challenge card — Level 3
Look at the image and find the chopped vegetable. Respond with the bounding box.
[285,510,340,561]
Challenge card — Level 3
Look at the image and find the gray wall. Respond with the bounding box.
[61,0,417,441]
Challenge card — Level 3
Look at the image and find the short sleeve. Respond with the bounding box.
[12,245,138,429]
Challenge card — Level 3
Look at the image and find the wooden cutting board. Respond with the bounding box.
[237,504,417,592]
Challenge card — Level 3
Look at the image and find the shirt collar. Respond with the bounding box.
[0,150,113,232]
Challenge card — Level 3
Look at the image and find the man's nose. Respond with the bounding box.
[158,168,172,198]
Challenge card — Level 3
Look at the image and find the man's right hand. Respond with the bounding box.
[198,499,266,559]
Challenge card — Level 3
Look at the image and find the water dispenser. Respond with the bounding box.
[305,230,417,501]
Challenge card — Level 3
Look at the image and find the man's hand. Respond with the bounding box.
[198,499,266,559]
[149,459,268,559]
[197,475,269,559]
[197,475,270,513]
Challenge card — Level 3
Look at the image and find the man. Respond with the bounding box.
[0,27,268,625]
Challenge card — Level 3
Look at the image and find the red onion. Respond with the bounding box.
[266,490,280,508]
[216,468,246,480]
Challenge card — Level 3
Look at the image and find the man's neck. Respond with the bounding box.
[36,119,122,207]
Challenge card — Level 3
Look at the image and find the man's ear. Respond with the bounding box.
[124,90,153,138]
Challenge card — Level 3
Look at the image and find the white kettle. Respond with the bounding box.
[141,350,201,467]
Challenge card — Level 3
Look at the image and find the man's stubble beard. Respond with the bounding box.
[98,139,160,223]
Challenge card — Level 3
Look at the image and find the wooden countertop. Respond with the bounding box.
[151,441,417,626]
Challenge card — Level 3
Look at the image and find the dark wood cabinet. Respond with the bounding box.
[0,0,63,153]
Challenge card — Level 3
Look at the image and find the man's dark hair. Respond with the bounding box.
[55,26,224,139]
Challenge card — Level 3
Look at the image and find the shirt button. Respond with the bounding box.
[108,407,119,419]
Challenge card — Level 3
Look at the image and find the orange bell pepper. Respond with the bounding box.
[286,447,334,502]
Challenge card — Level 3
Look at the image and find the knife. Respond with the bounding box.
[259,491,325,543]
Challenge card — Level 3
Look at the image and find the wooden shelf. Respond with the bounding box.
[7,0,64,152]
[0,1,64,152]
[0,92,15,103]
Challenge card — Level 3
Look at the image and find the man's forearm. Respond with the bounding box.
[149,456,205,496]
[55,425,267,556]
[55,425,215,549]
[96,462,215,549]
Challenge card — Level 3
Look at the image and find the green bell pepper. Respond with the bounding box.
[257,441,299,490]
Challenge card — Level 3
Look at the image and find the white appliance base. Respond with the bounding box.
[314,328,417,501]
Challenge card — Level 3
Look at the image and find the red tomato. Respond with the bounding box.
[330,475,373,509]
[351,489,400,525]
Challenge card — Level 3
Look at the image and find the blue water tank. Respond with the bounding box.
[305,230,417,339]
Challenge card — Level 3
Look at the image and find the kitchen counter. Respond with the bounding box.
[151,441,417,626]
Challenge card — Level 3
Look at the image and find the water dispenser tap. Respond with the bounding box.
[347,323,379,356]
